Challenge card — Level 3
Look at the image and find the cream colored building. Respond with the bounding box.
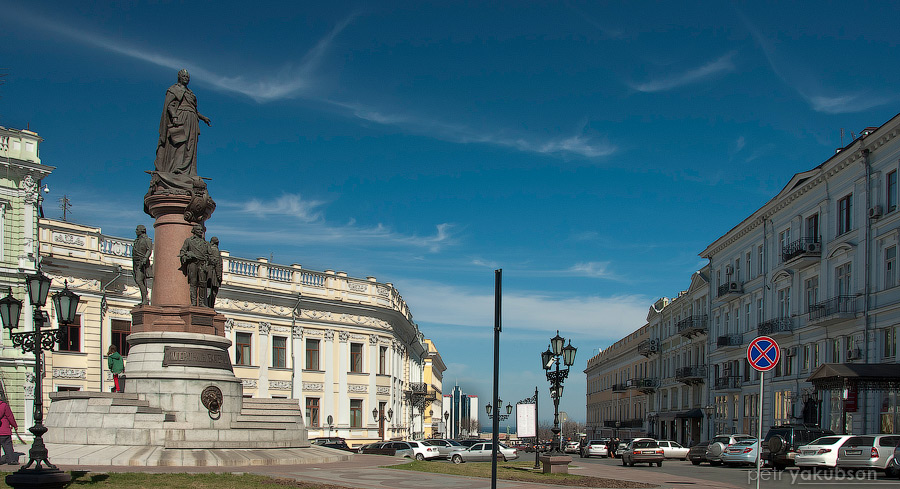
[37,217,440,446]
[422,338,446,438]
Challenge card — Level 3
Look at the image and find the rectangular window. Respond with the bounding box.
[758,245,764,275]
[305,397,320,427]
[885,327,898,358]
[779,229,791,258]
[805,276,819,313]
[757,298,763,327]
[379,346,387,375]
[778,287,791,318]
[59,314,81,352]
[305,339,320,370]
[745,302,752,332]
[886,246,897,289]
[806,213,819,241]
[272,336,287,368]
[836,263,852,296]
[803,345,810,370]
[746,252,752,279]
[832,338,842,362]
[838,194,852,235]
[350,343,363,373]
[235,332,252,366]
[813,342,820,368]
[350,399,362,428]
[111,319,131,356]
[889,170,898,212]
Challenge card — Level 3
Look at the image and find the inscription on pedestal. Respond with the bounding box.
[162,346,233,371]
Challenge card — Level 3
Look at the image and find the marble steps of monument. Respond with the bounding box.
[232,413,305,423]
[230,420,302,430]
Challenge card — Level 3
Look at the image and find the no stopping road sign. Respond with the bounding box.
[747,336,780,372]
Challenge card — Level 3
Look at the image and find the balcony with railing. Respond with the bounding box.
[758,317,794,336]
[716,334,743,348]
[611,382,628,392]
[603,419,643,429]
[781,237,822,268]
[808,295,858,326]
[676,315,708,338]
[638,339,660,357]
[713,376,742,391]
[675,365,707,385]
[717,281,743,298]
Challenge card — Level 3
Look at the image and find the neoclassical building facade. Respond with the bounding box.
[35,217,443,445]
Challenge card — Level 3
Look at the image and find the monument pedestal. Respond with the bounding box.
[539,454,573,474]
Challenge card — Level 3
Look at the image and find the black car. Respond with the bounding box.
[687,440,711,465]
[312,436,353,451]
[761,424,834,470]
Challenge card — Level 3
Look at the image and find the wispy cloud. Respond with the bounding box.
[738,10,893,114]
[630,52,736,93]
[471,258,499,269]
[733,136,746,154]
[337,102,617,159]
[566,261,613,279]
[13,5,356,102]
[232,194,326,222]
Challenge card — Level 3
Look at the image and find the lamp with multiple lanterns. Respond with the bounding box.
[0,272,80,489]
[541,330,576,455]
[372,406,393,440]
[485,399,512,421]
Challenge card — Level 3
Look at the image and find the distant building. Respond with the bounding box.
[443,384,479,439]
[423,338,446,439]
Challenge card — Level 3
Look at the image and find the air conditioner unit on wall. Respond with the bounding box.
[869,205,883,219]
[805,242,821,253]
[729,281,740,291]
[784,346,797,357]
[847,348,861,360]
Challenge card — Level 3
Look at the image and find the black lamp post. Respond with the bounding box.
[1,275,79,489]
[485,399,512,421]
[443,410,449,438]
[542,331,576,455]
[373,407,393,441]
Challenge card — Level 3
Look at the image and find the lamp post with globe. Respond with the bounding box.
[0,273,80,489]
[541,331,577,455]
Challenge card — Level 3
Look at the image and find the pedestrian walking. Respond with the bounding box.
[0,397,18,465]
[108,345,125,392]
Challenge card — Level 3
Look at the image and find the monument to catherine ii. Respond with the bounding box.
[43,71,341,466]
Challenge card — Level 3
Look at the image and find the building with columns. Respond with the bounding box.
[35,216,440,447]
[422,338,447,438]
[0,126,53,432]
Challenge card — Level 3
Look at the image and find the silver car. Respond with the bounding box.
[720,440,759,467]
[835,435,899,473]
[707,433,755,465]
[422,439,463,459]
[795,435,854,469]
[450,442,519,463]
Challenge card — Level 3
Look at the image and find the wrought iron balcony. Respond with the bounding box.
[717,281,743,298]
[638,338,660,357]
[758,317,794,336]
[603,419,643,428]
[808,295,858,326]
[675,365,707,385]
[716,334,743,348]
[611,383,628,392]
[676,315,708,338]
[781,237,822,268]
[713,376,742,390]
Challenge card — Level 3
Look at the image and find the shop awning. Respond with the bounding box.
[807,363,900,391]
[675,408,703,419]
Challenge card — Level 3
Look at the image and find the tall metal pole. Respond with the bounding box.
[533,386,540,469]
[552,357,561,454]
[491,269,501,489]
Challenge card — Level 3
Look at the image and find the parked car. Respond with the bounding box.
[449,442,519,463]
[795,435,854,470]
[657,440,689,460]
[360,442,395,455]
[422,439,464,459]
[721,439,759,467]
[891,446,900,477]
[384,440,441,460]
[615,438,632,457]
[621,439,664,467]
[457,439,489,448]
[688,440,711,465]
[835,435,900,474]
[581,439,609,458]
[312,436,353,451]
[761,424,835,470]
[707,433,755,466]
[564,441,580,453]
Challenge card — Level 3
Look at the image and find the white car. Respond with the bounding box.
[564,441,580,453]
[581,439,609,458]
[450,442,519,463]
[721,440,759,466]
[795,435,854,469]
[657,440,689,460]
[386,440,441,460]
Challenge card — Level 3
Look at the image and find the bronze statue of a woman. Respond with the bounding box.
[151,69,211,191]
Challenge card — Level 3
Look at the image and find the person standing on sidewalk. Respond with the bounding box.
[108,345,125,392]
[0,397,18,465]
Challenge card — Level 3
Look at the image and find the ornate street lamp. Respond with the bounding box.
[542,330,576,455]
[443,410,449,438]
[485,399,512,420]
[703,404,715,439]
[1,276,80,489]
[373,406,393,441]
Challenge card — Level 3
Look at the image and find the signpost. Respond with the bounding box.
[747,335,780,489]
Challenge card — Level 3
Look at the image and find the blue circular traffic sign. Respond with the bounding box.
[747,336,780,372]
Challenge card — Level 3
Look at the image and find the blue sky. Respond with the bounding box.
[3,1,900,425]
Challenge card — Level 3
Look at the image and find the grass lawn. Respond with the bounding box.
[385,460,656,488]
[0,472,350,489]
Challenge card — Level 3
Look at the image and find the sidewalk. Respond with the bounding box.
[8,442,740,489]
